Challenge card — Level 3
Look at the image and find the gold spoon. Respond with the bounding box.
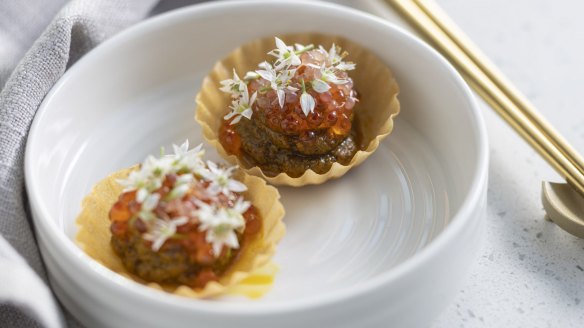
[542,182,584,237]
[386,0,584,238]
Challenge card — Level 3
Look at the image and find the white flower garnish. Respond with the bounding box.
[172,140,206,174]
[312,63,348,85]
[142,154,174,179]
[117,170,144,191]
[304,63,348,95]
[229,197,251,222]
[137,193,161,222]
[256,61,278,83]
[223,84,257,124]
[219,69,246,97]
[219,39,352,123]
[143,216,189,251]
[116,141,253,255]
[255,61,296,108]
[116,140,206,214]
[117,168,155,197]
[318,44,355,71]
[196,202,246,256]
[200,161,247,196]
[327,44,343,65]
[323,70,348,85]
[269,37,302,69]
[172,139,201,158]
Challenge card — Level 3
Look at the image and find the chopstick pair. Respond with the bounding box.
[386,0,584,193]
[384,0,584,237]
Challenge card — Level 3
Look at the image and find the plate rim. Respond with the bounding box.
[24,0,489,315]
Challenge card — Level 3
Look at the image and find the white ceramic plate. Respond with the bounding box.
[25,1,488,327]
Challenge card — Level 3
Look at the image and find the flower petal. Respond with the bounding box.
[289,52,301,66]
[300,93,315,116]
[219,82,232,93]
[240,84,250,103]
[167,184,190,200]
[230,115,242,125]
[256,69,274,82]
[244,71,260,80]
[152,235,166,252]
[336,62,356,71]
[233,197,251,213]
[258,61,272,70]
[136,188,149,203]
[206,160,219,173]
[329,43,337,60]
[228,179,248,193]
[275,37,287,51]
[211,238,223,257]
[172,216,189,226]
[241,108,253,120]
[311,79,330,93]
[223,110,237,121]
[142,193,161,211]
[277,89,285,108]
[173,140,189,155]
[232,69,240,81]
[224,231,239,249]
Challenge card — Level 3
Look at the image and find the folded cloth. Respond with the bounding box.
[0,0,177,326]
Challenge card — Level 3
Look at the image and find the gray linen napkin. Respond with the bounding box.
[0,0,182,326]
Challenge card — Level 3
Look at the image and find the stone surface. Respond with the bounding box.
[431,1,584,327]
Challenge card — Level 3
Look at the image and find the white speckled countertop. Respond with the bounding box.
[330,0,584,326]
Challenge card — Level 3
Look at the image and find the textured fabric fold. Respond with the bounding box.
[0,0,160,326]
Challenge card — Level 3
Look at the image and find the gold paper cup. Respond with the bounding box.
[195,33,400,187]
[76,166,286,298]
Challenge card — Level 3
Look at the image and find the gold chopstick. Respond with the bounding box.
[386,0,584,196]
[412,0,584,178]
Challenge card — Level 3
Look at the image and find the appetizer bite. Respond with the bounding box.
[196,34,400,186]
[219,38,359,178]
[76,141,285,298]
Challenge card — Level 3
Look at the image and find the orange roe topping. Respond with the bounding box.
[219,38,359,147]
[110,174,260,255]
[109,141,262,289]
[219,122,242,156]
[247,50,357,137]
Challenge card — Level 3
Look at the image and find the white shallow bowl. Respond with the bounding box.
[25,1,488,327]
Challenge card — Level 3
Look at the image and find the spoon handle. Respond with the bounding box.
[386,0,584,196]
